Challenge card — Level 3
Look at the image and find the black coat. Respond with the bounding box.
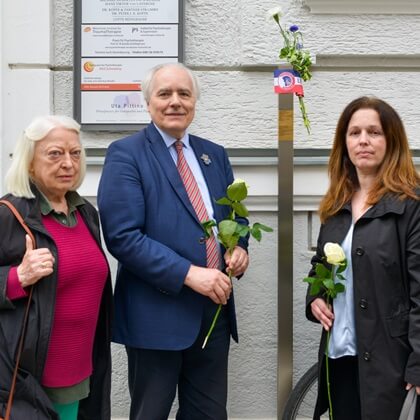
[0,190,112,420]
[306,193,420,420]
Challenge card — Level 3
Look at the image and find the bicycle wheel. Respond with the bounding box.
[282,362,328,420]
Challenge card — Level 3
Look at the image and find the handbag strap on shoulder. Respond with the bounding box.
[0,200,36,248]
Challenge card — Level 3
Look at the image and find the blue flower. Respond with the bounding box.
[289,24,299,32]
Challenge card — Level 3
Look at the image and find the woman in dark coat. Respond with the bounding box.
[306,96,420,420]
[0,116,112,420]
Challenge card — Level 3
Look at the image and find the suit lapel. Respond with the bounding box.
[146,124,201,224]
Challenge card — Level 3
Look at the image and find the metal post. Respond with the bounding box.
[277,93,294,418]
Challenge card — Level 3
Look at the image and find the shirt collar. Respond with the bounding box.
[153,123,190,150]
[39,190,85,216]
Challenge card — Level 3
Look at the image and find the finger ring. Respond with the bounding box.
[40,263,46,269]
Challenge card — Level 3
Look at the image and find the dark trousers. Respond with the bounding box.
[327,356,361,420]
[126,303,231,420]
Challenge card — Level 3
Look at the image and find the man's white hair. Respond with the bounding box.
[142,62,200,104]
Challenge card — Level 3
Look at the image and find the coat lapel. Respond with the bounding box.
[324,204,353,245]
[146,124,201,225]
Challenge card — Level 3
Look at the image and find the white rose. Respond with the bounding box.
[266,6,283,21]
[232,178,245,184]
[232,178,250,189]
[323,242,346,265]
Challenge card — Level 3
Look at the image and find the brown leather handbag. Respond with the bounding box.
[0,200,36,420]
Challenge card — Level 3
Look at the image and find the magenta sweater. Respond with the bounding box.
[6,211,108,387]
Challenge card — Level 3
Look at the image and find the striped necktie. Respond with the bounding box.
[175,140,220,269]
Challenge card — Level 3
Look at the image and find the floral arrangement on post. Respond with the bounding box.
[303,242,347,420]
[268,6,313,134]
[201,179,273,348]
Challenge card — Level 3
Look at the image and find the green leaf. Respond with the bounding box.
[202,220,217,229]
[219,219,237,236]
[216,196,232,206]
[232,202,249,217]
[310,283,321,296]
[335,283,345,294]
[329,290,338,299]
[227,181,248,202]
[218,220,240,251]
[235,224,250,237]
[336,261,347,273]
[250,226,262,242]
[280,47,289,58]
[315,263,330,279]
[322,279,334,291]
[218,232,240,251]
[253,222,273,233]
[249,222,273,243]
[201,220,216,239]
[303,277,323,296]
[303,276,316,284]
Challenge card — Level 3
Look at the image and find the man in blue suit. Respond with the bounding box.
[97,62,249,419]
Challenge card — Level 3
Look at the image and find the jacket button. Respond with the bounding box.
[199,237,206,244]
[359,299,368,309]
[355,247,364,256]
[363,351,371,361]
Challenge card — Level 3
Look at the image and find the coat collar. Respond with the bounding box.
[365,194,406,218]
[322,194,408,248]
[340,193,407,220]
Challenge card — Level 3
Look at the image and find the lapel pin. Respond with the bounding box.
[200,154,212,166]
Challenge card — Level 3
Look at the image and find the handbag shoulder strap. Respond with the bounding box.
[0,199,36,248]
[0,199,36,420]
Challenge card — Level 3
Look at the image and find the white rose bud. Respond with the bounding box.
[232,178,245,184]
[266,6,283,22]
[232,178,250,189]
[323,242,346,265]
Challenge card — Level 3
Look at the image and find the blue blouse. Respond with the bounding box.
[328,223,358,358]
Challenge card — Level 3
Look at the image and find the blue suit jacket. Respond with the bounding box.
[97,123,248,350]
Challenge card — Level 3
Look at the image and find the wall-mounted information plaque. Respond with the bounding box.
[74,0,183,131]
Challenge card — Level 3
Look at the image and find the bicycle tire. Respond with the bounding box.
[282,362,322,420]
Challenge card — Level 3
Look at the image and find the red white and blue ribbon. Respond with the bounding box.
[273,69,304,96]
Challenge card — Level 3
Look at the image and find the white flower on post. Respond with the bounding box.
[266,6,283,22]
[323,243,346,266]
[267,5,313,133]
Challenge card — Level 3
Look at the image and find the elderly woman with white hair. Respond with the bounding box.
[0,115,112,420]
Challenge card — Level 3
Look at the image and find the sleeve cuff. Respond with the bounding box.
[6,267,28,300]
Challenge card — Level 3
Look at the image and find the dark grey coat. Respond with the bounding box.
[306,193,420,420]
[0,190,112,420]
